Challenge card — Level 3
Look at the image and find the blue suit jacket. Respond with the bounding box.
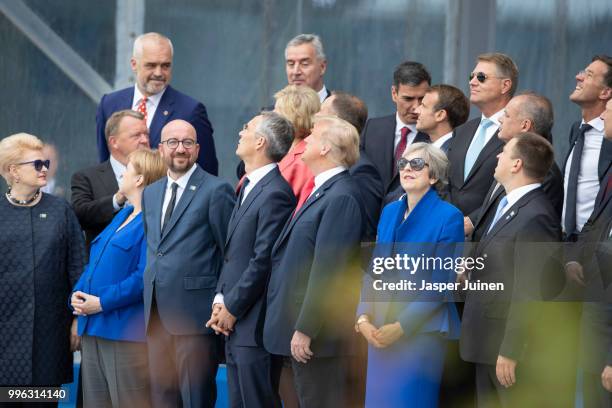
[72,206,147,342]
[264,171,365,357]
[216,167,296,347]
[96,85,218,175]
[142,165,235,335]
[357,188,463,340]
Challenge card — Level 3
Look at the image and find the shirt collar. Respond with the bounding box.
[432,131,453,148]
[313,166,346,192]
[482,109,505,127]
[133,85,166,109]
[318,85,328,103]
[505,182,541,209]
[245,163,277,186]
[109,155,127,179]
[167,163,197,190]
[581,116,605,132]
[395,112,417,135]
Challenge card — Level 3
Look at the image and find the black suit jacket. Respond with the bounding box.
[263,171,364,357]
[562,121,612,184]
[360,114,430,194]
[349,152,383,242]
[71,161,119,249]
[460,188,561,365]
[216,167,296,347]
[447,117,505,221]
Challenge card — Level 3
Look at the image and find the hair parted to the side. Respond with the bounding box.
[510,132,554,181]
[314,115,360,168]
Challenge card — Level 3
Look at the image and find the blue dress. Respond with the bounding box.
[357,188,464,407]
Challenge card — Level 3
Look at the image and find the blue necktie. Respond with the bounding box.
[487,196,508,235]
[465,118,494,180]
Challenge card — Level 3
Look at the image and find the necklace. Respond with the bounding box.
[6,188,41,206]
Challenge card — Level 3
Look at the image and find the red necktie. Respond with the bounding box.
[235,175,246,194]
[136,97,148,123]
[394,127,410,176]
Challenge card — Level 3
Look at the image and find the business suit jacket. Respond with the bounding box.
[264,171,364,357]
[142,166,235,335]
[447,117,505,220]
[360,114,430,195]
[562,121,612,185]
[349,151,384,242]
[96,85,218,175]
[216,167,296,347]
[71,160,119,249]
[460,188,561,365]
[72,206,147,342]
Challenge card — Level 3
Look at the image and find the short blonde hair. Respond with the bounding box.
[274,85,320,139]
[128,149,167,187]
[315,115,360,168]
[0,133,44,185]
[403,142,449,193]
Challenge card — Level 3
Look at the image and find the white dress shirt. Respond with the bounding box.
[501,183,542,216]
[318,85,329,104]
[160,163,198,228]
[132,86,166,128]
[465,109,504,153]
[110,155,127,210]
[432,131,453,150]
[394,113,418,151]
[311,166,347,198]
[562,116,605,232]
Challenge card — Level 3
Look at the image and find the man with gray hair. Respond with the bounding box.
[285,33,330,103]
[96,32,218,175]
[206,112,296,408]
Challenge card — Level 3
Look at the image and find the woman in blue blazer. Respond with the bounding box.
[71,149,166,407]
[356,143,464,407]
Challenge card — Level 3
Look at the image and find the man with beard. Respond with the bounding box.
[141,119,234,407]
[96,32,218,175]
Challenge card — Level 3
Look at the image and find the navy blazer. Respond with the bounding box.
[142,166,235,335]
[264,171,364,357]
[216,167,296,347]
[357,188,463,339]
[96,85,218,175]
[72,206,147,342]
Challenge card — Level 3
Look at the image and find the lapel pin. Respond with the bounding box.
[315,192,320,198]
[39,213,47,219]
[189,185,196,191]
[163,110,169,116]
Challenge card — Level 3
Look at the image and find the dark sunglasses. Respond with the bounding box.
[397,157,428,172]
[469,72,505,83]
[16,159,50,171]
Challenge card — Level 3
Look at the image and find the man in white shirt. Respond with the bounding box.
[416,84,470,153]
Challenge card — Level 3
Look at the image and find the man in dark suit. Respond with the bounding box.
[472,92,564,242]
[461,133,564,407]
[447,53,518,237]
[96,32,218,175]
[142,119,234,408]
[562,55,612,243]
[264,115,364,407]
[415,84,470,153]
[72,109,149,249]
[205,112,296,408]
[360,61,431,202]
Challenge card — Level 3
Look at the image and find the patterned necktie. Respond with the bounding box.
[487,196,509,234]
[136,96,148,124]
[162,182,178,234]
[393,127,410,176]
[464,118,494,180]
[564,123,593,234]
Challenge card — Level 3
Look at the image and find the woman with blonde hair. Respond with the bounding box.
[0,133,85,394]
[71,148,166,407]
[274,84,321,207]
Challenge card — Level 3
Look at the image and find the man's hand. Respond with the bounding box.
[496,355,517,388]
[206,303,232,336]
[291,330,313,363]
[372,322,404,348]
[565,261,585,287]
[115,191,127,207]
[70,317,81,352]
[601,365,612,392]
[357,321,383,348]
[71,291,102,316]
[216,304,237,332]
[464,216,474,237]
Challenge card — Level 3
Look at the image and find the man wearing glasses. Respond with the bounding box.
[142,119,235,408]
[447,52,519,238]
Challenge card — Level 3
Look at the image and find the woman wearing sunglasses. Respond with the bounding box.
[0,133,85,396]
[70,148,166,407]
[356,142,464,407]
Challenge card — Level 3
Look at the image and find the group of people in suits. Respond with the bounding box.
[2,27,612,408]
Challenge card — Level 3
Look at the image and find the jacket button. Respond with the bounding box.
[224,257,229,263]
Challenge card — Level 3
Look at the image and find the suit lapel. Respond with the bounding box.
[160,167,205,241]
[562,122,581,174]
[450,119,479,187]
[598,138,612,182]
[98,161,119,195]
[464,129,503,184]
[474,182,505,231]
[152,180,166,241]
[149,86,175,146]
[382,116,397,181]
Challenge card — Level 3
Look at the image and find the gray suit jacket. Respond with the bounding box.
[142,165,235,335]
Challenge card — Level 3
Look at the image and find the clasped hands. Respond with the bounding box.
[357,319,404,348]
[71,291,102,316]
[206,303,237,336]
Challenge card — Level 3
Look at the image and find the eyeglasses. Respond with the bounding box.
[469,72,506,83]
[160,138,196,149]
[397,157,428,172]
[16,159,50,171]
